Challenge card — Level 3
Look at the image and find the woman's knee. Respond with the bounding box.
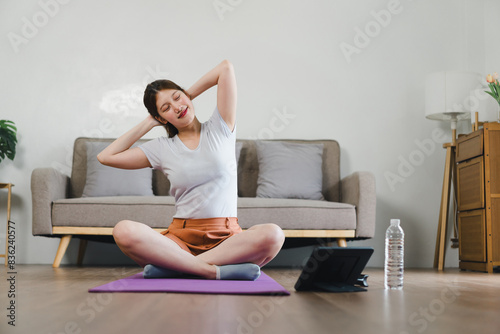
[255,224,285,251]
[113,220,141,248]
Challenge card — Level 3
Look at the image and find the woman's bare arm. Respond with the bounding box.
[186,59,237,131]
[97,115,161,169]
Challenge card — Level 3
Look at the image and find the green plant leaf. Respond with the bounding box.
[0,120,17,163]
[485,90,496,99]
[492,84,499,97]
[0,120,16,130]
[488,83,499,98]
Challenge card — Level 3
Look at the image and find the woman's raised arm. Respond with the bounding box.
[97,115,160,169]
[186,59,237,131]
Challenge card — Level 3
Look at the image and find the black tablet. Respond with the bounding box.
[294,247,374,292]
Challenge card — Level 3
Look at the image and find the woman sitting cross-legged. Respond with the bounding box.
[97,60,285,280]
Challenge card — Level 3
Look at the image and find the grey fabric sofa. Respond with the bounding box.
[31,137,376,267]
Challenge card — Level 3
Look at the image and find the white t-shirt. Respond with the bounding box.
[139,107,237,219]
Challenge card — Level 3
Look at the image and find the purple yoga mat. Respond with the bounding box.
[89,272,290,295]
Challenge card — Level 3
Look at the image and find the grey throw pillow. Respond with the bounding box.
[235,141,243,163]
[82,142,154,197]
[255,141,324,200]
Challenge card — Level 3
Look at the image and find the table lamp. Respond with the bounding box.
[425,71,480,143]
[424,71,480,270]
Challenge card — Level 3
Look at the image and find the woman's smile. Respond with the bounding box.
[178,107,188,119]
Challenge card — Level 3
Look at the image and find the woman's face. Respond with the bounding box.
[155,89,195,128]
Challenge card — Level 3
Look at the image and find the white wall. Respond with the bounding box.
[0,0,496,267]
[485,0,500,80]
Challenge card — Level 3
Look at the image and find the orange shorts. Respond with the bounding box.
[161,217,242,256]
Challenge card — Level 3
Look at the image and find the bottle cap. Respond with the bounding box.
[390,219,400,225]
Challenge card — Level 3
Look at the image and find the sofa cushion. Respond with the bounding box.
[237,140,341,202]
[237,197,356,230]
[255,141,324,200]
[71,138,171,198]
[81,141,154,197]
[235,141,243,164]
[52,196,176,228]
[51,196,356,231]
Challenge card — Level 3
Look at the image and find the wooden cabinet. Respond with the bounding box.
[456,123,500,272]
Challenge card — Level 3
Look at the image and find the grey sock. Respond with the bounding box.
[143,264,185,279]
[215,263,261,281]
[143,263,261,280]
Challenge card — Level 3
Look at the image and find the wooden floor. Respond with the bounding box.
[1,265,500,334]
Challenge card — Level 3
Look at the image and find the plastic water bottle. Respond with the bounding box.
[384,219,404,289]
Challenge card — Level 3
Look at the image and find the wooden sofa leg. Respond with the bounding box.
[77,239,88,266]
[337,238,347,247]
[53,235,72,268]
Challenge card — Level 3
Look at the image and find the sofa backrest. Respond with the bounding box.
[236,139,340,202]
[71,137,340,202]
[70,137,169,198]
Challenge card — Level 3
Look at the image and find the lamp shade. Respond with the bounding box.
[425,71,481,122]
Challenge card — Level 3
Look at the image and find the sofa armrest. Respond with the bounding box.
[341,171,376,238]
[31,168,70,235]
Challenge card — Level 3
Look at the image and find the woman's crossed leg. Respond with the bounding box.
[112,220,285,279]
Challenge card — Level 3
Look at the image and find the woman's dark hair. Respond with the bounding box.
[143,79,191,138]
